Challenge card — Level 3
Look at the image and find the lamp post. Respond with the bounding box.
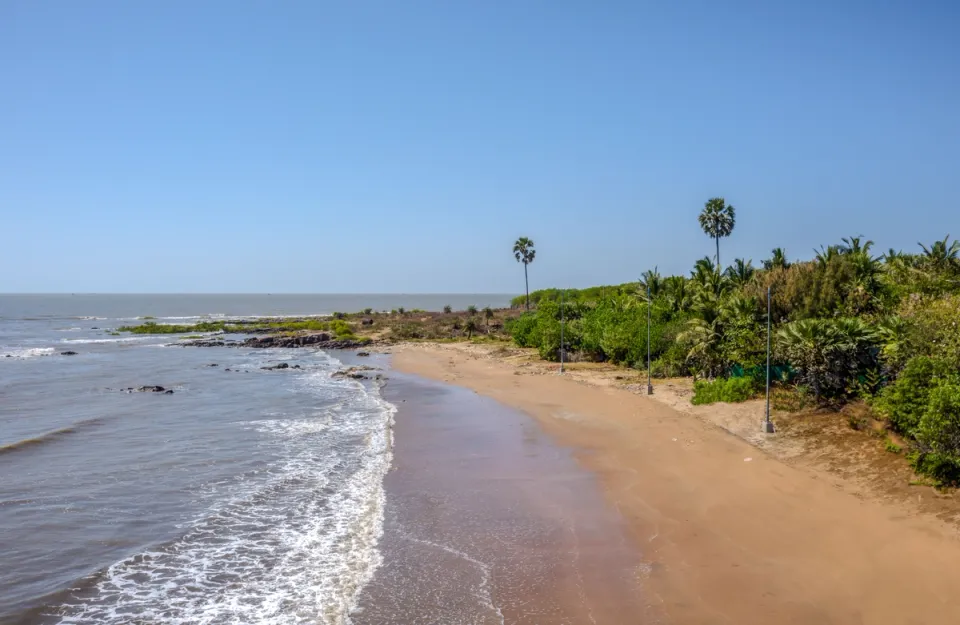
[763,285,774,433]
[646,283,653,395]
[559,289,565,374]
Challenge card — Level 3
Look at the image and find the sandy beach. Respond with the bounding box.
[393,342,960,625]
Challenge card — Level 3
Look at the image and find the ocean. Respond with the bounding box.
[0,294,513,624]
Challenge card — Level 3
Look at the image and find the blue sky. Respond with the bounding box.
[1,0,957,294]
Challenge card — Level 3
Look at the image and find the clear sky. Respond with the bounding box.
[2,1,957,294]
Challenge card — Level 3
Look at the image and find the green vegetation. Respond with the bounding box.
[118,318,332,335]
[466,305,478,315]
[503,213,960,484]
[513,237,536,310]
[692,377,757,405]
[698,197,736,268]
[443,305,452,314]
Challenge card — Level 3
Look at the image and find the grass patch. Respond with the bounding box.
[691,377,757,405]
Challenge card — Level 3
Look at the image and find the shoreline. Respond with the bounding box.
[354,359,656,623]
[392,341,960,624]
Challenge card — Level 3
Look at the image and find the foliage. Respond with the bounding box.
[691,377,757,405]
[911,381,960,485]
[775,318,878,401]
[506,313,540,348]
[874,356,956,437]
[899,295,960,371]
[443,305,452,314]
[466,305,478,315]
[513,236,537,310]
[698,197,736,268]
[330,319,355,339]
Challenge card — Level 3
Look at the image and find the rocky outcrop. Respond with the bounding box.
[332,365,378,380]
[243,333,331,348]
[60,351,78,356]
[261,363,302,371]
[122,386,173,394]
[179,332,373,351]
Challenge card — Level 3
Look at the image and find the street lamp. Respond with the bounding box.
[559,289,565,374]
[646,283,653,395]
[763,285,775,433]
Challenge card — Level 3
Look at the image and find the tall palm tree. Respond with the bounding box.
[698,197,736,269]
[763,247,789,270]
[513,237,536,310]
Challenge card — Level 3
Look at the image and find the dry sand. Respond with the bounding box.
[391,342,960,625]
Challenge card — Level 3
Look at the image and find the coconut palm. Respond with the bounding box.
[766,247,790,270]
[513,237,536,310]
[839,235,874,256]
[918,235,960,270]
[698,197,736,269]
[724,258,755,287]
[814,244,842,267]
[663,276,692,313]
[640,267,662,299]
[463,318,478,339]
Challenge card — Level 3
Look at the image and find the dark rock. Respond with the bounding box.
[91,327,99,330]
[292,364,301,369]
[243,333,331,349]
[136,386,166,393]
[164,389,174,394]
[60,351,78,356]
[357,351,370,357]
[225,368,232,371]
[207,363,218,367]
[361,318,374,326]
[261,362,291,371]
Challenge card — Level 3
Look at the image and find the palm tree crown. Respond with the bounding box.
[698,197,736,269]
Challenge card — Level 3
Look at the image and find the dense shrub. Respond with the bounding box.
[775,318,879,402]
[692,377,758,405]
[506,313,540,348]
[911,382,960,485]
[875,356,955,437]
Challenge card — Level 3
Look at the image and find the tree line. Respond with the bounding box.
[509,200,960,484]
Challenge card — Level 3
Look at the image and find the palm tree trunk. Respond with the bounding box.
[715,236,721,271]
[524,263,529,310]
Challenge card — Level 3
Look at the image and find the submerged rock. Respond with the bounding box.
[261,363,291,371]
[60,351,78,356]
[357,351,371,357]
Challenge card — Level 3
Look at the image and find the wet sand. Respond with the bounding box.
[393,343,960,625]
[354,368,659,623]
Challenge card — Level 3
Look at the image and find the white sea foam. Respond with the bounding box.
[59,337,155,345]
[2,347,56,359]
[55,357,395,625]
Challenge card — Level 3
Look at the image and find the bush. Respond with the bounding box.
[875,356,955,437]
[775,317,879,402]
[443,305,452,314]
[466,305,477,315]
[911,382,960,485]
[330,319,354,338]
[506,313,539,348]
[691,377,758,405]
